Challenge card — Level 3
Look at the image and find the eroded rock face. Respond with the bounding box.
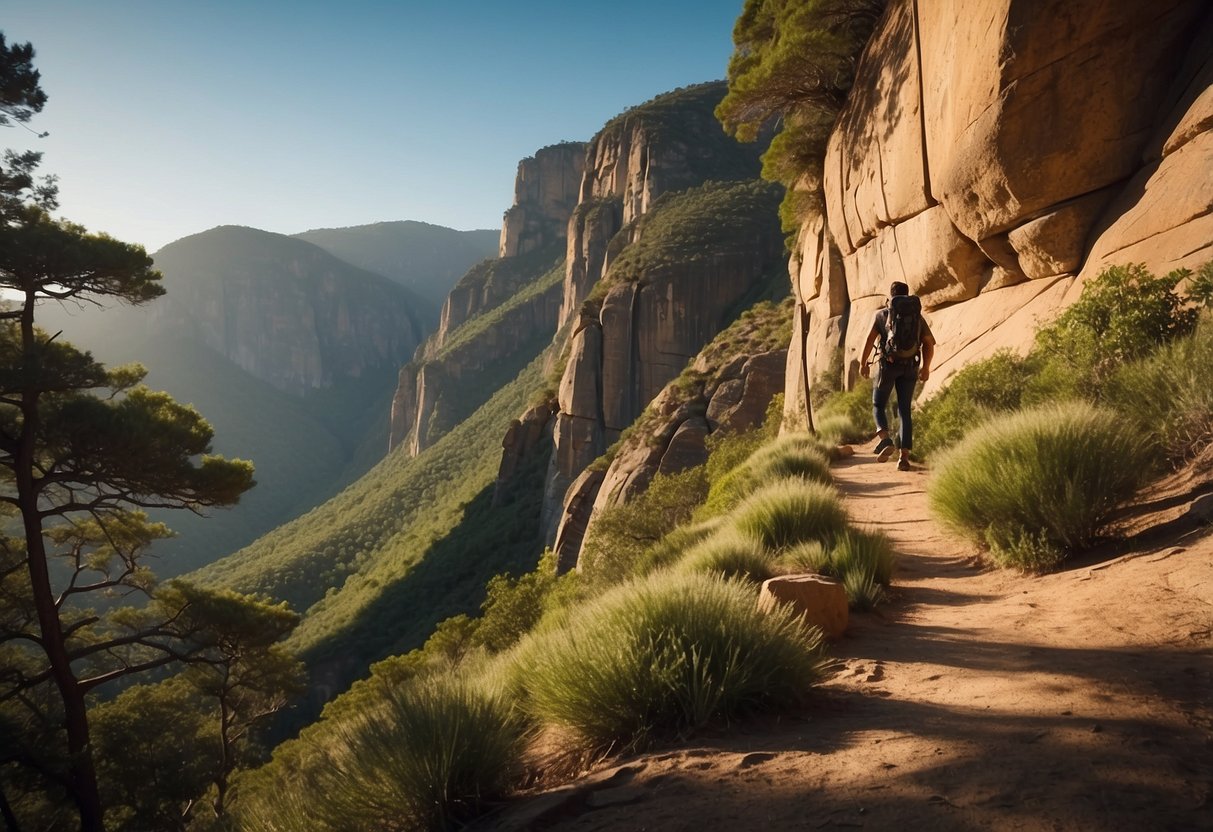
[500,143,586,259]
[788,0,1213,416]
[387,140,577,455]
[550,344,787,572]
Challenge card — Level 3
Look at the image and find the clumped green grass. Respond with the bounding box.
[512,571,829,752]
[778,529,894,609]
[241,673,526,832]
[328,676,524,830]
[730,478,848,552]
[701,434,832,517]
[675,527,777,582]
[929,402,1154,571]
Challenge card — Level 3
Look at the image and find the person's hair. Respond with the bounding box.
[889,281,909,296]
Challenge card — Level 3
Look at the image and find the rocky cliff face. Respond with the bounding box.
[558,82,767,331]
[500,143,586,259]
[541,177,785,548]
[786,0,1213,423]
[150,226,426,395]
[551,301,792,571]
[387,144,580,455]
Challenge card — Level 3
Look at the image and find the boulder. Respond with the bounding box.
[758,574,849,640]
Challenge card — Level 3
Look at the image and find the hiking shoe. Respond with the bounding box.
[873,436,894,461]
[897,458,912,471]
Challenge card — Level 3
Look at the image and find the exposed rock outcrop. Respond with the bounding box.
[387,144,580,455]
[500,143,586,259]
[788,0,1213,417]
[552,300,792,571]
[544,179,785,551]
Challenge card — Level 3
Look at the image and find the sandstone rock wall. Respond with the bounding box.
[387,272,563,454]
[553,346,787,572]
[499,143,586,259]
[787,0,1213,418]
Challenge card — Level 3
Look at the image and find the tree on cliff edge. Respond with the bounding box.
[0,36,259,831]
[716,0,886,232]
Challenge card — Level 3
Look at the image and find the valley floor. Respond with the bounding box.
[484,451,1213,831]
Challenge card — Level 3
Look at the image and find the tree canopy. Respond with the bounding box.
[0,33,299,832]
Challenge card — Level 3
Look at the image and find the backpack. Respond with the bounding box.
[884,294,923,362]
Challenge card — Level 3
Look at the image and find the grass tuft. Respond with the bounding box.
[675,527,778,582]
[928,402,1154,571]
[249,673,528,832]
[512,571,829,752]
[730,478,848,552]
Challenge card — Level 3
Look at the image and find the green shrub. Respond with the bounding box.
[730,478,848,552]
[579,467,709,589]
[324,674,525,831]
[675,527,777,582]
[915,350,1035,456]
[514,571,829,752]
[1104,315,1213,458]
[1033,263,1197,388]
[929,402,1154,571]
[701,435,832,517]
[816,377,875,439]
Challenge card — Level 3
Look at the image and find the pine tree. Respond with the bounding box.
[0,34,258,831]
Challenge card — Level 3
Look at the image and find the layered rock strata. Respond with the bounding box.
[786,0,1213,423]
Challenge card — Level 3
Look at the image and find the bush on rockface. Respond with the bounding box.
[928,402,1153,571]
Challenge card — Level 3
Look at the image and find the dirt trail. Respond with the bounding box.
[486,453,1213,832]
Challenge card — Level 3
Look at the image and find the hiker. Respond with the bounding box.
[858,281,935,471]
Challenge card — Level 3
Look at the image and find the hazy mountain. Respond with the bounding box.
[35,224,445,575]
[295,220,500,312]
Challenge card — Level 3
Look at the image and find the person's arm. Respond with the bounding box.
[919,322,936,382]
[859,326,880,379]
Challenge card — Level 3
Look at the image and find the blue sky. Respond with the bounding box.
[4,1,744,252]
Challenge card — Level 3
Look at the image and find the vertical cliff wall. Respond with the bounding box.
[785,0,1213,425]
[500,143,586,258]
[387,143,585,455]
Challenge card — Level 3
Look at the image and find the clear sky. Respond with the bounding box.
[4,1,744,253]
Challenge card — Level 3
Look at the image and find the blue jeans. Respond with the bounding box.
[873,360,918,450]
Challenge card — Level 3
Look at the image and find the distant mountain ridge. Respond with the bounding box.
[294,220,500,312]
[149,225,428,395]
[37,219,485,575]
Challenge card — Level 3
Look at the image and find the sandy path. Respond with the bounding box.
[483,454,1213,831]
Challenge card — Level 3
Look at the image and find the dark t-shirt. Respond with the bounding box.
[871,307,935,358]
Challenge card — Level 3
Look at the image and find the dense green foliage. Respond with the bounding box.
[294,220,499,311]
[242,673,527,832]
[701,433,832,517]
[511,571,829,752]
[916,262,1212,459]
[929,403,1153,571]
[717,0,887,235]
[605,179,784,284]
